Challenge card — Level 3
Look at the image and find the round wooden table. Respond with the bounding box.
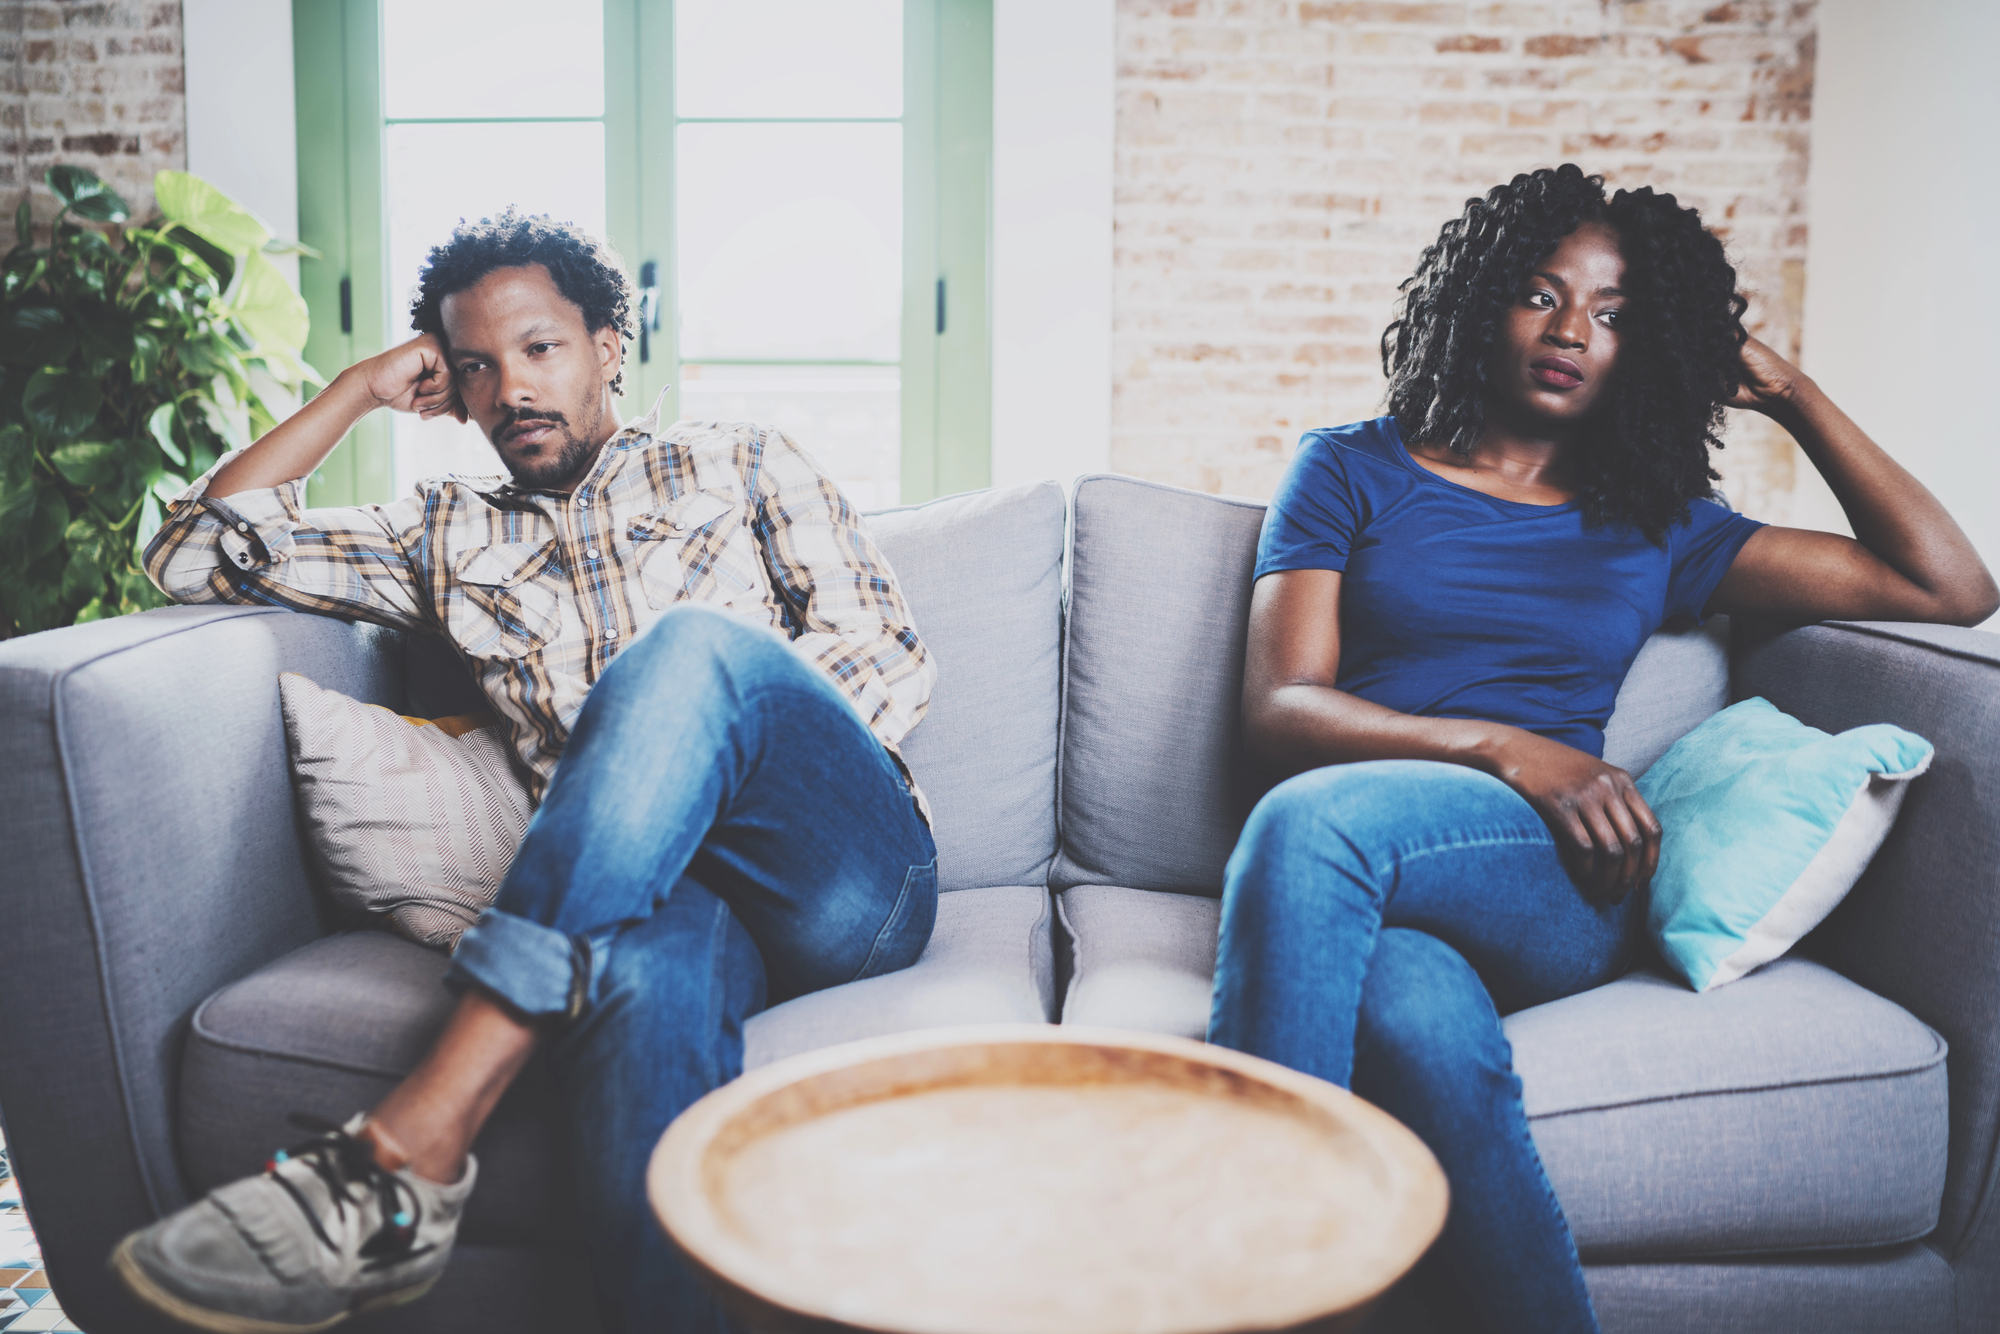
[648,1025,1448,1334]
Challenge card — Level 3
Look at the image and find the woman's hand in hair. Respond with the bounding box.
[1710,343,2000,626]
[1484,730,1661,905]
[1724,335,1801,415]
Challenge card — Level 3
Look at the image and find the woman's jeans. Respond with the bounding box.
[447,606,939,1332]
[1209,760,1640,1334]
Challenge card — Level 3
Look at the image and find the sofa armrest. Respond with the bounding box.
[0,605,406,1329]
[1733,619,2000,1262]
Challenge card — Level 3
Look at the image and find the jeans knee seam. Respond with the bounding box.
[1391,834,1551,867]
[851,859,931,984]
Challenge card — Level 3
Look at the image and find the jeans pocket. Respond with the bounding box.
[851,858,938,984]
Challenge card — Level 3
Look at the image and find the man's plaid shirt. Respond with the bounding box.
[144,398,936,814]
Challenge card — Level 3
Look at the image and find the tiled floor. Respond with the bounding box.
[0,1127,81,1331]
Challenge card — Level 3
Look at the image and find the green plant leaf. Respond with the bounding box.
[134,489,164,553]
[27,490,68,558]
[146,401,186,466]
[155,235,228,294]
[66,226,120,263]
[176,333,231,380]
[0,422,28,474]
[247,395,278,440]
[131,327,162,382]
[0,457,32,529]
[262,236,322,260]
[46,165,130,223]
[0,306,75,364]
[50,440,121,488]
[62,547,105,605]
[22,367,102,440]
[153,170,270,255]
[78,308,134,377]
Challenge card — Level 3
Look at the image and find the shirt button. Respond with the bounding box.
[604,627,619,639]
[586,548,601,560]
[669,521,685,532]
[236,521,249,532]
[576,497,589,508]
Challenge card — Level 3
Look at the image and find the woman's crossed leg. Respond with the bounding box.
[1209,760,1638,1334]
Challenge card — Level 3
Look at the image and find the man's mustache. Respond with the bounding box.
[498,408,569,443]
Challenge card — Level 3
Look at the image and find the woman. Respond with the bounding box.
[1208,163,1996,1333]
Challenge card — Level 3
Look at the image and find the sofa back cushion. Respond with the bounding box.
[1055,475,1733,896]
[1054,476,1267,894]
[1598,616,1731,778]
[868,481,1066,891]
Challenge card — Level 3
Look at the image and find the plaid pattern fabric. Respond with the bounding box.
[145,397,936,815]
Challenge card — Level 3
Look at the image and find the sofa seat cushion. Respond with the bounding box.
[745,883,1055,1068]
[1511,958,1947,1259]
[1058,884,1218,1037]
[181,886,1056,1243]
[1055,885,1948,1258]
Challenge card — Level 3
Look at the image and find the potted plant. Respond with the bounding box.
[0,165,316,637]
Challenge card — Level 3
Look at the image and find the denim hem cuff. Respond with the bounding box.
[445,910,579,1017]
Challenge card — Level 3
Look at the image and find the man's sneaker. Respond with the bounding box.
[110,1114,476,1334]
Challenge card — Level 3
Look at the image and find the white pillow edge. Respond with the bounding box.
[1699,753,1932,991]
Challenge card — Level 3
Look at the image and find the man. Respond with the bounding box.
[115,209,938,1332]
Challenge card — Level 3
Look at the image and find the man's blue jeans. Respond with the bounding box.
[1208,761,1639,1334]
[447,606,938,1332]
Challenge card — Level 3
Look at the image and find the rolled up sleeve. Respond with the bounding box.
[143,452,435,633]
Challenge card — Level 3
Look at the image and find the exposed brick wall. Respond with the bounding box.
[1113,0,1816,522]
[1,1,186,231]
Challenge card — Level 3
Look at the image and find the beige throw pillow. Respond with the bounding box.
[277,672,532,949]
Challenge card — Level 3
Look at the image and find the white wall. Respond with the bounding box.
[1803,0,1999,625]
[989,0,1115,493]
[182,0,300,285]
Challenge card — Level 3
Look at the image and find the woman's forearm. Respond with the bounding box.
[1247,682,1524,780]
[1769,376,1995,612]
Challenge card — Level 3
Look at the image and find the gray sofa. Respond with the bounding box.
[2,473,1996,1334]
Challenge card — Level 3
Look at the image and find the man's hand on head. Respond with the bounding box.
[361,333,468,424]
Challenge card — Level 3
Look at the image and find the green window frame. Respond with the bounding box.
[293,0,991,508]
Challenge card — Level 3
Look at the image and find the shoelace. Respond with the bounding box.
[263,1114,433,1273]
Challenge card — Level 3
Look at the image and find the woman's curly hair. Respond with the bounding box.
[409,208,636,396]
[1380,163,1748,542]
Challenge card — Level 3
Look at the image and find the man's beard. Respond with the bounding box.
[492,405,601,489]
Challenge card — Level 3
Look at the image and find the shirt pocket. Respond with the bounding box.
[627,489,766,610]
[450,540,562,660]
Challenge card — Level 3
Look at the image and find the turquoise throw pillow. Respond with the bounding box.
[1639,697,1933,992]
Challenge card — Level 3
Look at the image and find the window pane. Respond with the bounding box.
[680,364,899,511]
[384,122,608,494]
[676,123,901,363]
[383,0,603,120]
[676,0,900,119]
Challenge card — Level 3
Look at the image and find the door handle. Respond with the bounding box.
[638,260,661,363]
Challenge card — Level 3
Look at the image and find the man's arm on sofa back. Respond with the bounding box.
[1734,619,2000,1259]
[0,605,405,1329]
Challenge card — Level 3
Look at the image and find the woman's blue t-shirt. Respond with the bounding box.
[1255,417,1764,758]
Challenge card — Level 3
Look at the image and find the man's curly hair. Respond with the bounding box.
[1380,163,1748,542]
[409,208,636,396]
